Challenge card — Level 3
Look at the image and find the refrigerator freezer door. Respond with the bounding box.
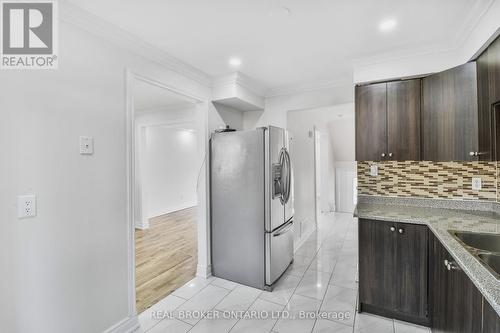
[284,130,294,223]
[266,126,285,232]
[265,219,294,285]
[210,129,266,289]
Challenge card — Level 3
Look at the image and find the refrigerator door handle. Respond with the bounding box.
[273,220,294,237]
[282,148,292,204]
[278,149,287,205]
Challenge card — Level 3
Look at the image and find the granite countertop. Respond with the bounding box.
[355,202,500,317]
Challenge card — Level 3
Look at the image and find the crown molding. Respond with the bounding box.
[450,0,495,51]
[60,2,212,87]
[212,72,266,97]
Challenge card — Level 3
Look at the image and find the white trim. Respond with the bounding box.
[470,27,500,60]
[212,72,266,97]
[294,226,316,252]
[60,2,211,87]
[125,70,137,318]
[196,264,213,279]
[147,203,198,220]
[133,74,204,103]
[103,315,139,333]
[125,70,209,324]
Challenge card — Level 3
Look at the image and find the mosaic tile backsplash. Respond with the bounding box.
[357,161,499,202]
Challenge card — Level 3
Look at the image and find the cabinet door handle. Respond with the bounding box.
[398,228,404,234]
[388,153,393,158]
[448,260,460,271]
[444,259,460,271]
[390,226,396,232]
[381,153,386,158]
[469,151,478,157]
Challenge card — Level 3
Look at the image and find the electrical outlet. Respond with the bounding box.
[472,177,482,191]
[370,164,379,177]
[18,195,36,218]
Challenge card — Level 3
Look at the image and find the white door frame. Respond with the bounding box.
[125,69,210,317]
[313,127,320,227]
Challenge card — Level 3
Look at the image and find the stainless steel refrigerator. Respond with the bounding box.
[210,126,294,290]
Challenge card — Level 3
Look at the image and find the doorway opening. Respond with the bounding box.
[286,103,356,244]
[131,75,202,313]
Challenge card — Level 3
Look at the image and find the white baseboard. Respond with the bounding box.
[294,227,316,252]
[148,203,197,219]
[196,264,212,279]
[134,219,149,230]
[103,315,139,333]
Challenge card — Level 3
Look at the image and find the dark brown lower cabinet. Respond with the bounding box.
[483,298,500,333]
[359,219,429,325]
[429,231,483,333]
[359,219,500,332]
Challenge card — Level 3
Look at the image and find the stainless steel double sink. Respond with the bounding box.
[449,230,500,279]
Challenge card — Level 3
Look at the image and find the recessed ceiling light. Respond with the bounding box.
[229,57,242,67]
[379,18,397,32]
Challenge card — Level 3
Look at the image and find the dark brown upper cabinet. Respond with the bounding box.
[387,80,421,161]
[477,35,500,161]
[355,83,387,161]
[421,62,480,161]
[355,79,421,161]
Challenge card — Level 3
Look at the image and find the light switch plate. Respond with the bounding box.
[79,136,94,155]
[472,177,482,191]
[370,164,378,177]
[18,195,36,218]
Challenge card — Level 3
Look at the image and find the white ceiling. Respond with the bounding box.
[133,79,196,111]
[69,0,492,91]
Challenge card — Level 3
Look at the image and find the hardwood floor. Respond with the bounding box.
[135,207,197,313]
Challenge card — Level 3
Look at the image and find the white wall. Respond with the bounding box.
[243,84,354,129]
[212,103,245,130]
[287,116,316,244]
[317,131,334,214]
[0,11,224,333]
[142,126,198,218]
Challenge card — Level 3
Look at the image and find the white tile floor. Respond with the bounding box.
[138,213,431,333]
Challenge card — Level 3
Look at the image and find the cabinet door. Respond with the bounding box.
[483,298,500,333]
[387,80,421,161]
[359,219,397,310]
[429,231,483,333]
[449,265,483,332]
[422,62,479,161]
[429,231,449,333]
[488,35,500,105]
[394,223,428,321]
[355,83,387,161]
[472,36,500,161]
[477,50,492,160]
